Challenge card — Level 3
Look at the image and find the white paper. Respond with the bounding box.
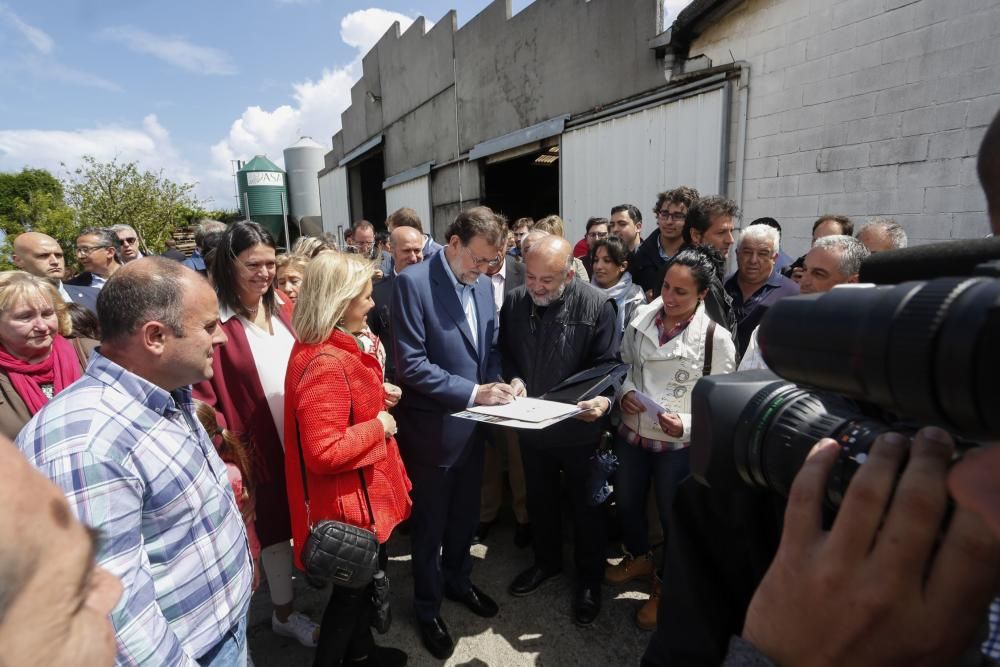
[451,410,579,430]
[634,391,666,431]
[467,397,581,423]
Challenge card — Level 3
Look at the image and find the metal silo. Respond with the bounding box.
[283,137,325,222]
[237,155,288,246]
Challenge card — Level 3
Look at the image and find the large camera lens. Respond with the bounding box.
[759,277,1000,440]
[732,380,888,506]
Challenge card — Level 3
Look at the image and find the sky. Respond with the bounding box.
[0,0,691,210]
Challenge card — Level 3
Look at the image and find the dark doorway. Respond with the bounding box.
[482,150,559,223]
[357,152,387,228]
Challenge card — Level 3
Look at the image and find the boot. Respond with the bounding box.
[604,549,654,585]
[635,574,661,631]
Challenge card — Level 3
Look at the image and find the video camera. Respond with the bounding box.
[690,238,1000,507]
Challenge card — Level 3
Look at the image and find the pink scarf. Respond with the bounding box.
[0,335,82,414]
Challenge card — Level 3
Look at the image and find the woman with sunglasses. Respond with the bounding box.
[194,220,320,648]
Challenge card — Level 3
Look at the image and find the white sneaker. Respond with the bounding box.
[271,610,319,648]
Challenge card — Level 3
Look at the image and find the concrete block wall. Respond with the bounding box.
[693,0,1000,255]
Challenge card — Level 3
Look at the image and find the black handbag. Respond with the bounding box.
[294,366,379,590]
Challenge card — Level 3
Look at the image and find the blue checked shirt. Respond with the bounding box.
[16,352,252,666]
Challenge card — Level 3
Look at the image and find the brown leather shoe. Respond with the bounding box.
[604,551,654,585]
[635,575,661,631]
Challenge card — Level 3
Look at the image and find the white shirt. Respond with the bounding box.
[489,260,507,313]
[242,315,296,448]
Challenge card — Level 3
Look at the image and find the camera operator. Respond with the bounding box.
[645,109,1000,667]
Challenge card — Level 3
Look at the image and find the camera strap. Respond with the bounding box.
[703,321,716,377]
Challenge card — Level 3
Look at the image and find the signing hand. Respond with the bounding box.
[510,377,528,398]
[657,412,683,437]
[620,390,645,415]
[741,428,1000,667]
[475,382,516,406]
[575,396,611,422]
[383,382,402,408]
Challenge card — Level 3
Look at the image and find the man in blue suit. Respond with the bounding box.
[391,206,515,660]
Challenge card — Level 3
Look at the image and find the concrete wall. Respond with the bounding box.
[690,0,1000,254]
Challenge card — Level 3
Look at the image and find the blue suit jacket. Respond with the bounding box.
[391,251,501,468]
[62,283,100,314]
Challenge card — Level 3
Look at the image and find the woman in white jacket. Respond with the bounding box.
[604,247,737,630]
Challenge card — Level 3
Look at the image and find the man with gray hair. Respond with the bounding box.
[66,228,123,289]
[499,235,622,627]
[856,217,908,253]
[110,224,143,263]
[15,258,253,665]
[740,235,869,370]
[724,224,799,358]
[183,219,228,275]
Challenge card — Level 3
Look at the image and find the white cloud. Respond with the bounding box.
[663,0,693,21]
[0,4,54,54]
[208,7,422,198]
[0,114,203,201]
[25,57,123,93]
[101,26,237,76]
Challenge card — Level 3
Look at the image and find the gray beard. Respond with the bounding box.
[529,282,567,307]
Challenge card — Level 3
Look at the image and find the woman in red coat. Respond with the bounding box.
[194,220,319,646]
[285,251,411,667]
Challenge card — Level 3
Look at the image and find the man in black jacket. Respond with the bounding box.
[680,196,739,336]
[630,186,699,297]
[499,235,621,627]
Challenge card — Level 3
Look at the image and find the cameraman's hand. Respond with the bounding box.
[742,428,1000,667]
[376,411,397,438]
[657,412,683,438]
[383,382,402,409]
[620,391,645,415]
[475,382,516,406]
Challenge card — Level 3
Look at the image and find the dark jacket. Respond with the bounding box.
[499,280,621,448]
[629,233,672,295]
[723,272,800,358]
[368,273,396,379]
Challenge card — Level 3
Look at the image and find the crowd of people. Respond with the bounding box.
[0,111,999,667]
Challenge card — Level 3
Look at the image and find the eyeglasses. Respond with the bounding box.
[656,210,687,222]
[587,231,609,240]
[462,245,502,268]
[119,236,138,245]
[75,245,109,256]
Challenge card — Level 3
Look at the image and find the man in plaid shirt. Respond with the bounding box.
[16,258,252,666]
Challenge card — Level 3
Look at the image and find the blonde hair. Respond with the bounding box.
[293,252,374,344]
[0,271,71,336]
[276,253,309,275]
[533,214,565,238]
[291,236,333,259]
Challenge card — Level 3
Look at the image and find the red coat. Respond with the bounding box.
[194,294,296,548]
[284,328,412,570]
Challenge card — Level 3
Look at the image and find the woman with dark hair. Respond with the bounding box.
[590,236,646,332]
[194,220,319,646]
[605,247,736,631]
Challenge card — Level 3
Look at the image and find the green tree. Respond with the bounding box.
[63,155,202,254]
[0,169,79,270]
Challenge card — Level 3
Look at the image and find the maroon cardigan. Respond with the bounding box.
[195,294,295,548]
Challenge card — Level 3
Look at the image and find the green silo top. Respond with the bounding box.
[239,155,285,173]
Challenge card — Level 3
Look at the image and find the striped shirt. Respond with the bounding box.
[15,351,252,666]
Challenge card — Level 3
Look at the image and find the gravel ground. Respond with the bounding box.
[247,514,654,666]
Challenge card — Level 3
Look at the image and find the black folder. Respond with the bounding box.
[540,361,628,404]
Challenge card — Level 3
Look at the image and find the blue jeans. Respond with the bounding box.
[197,615,248,667]
[613,436,691,571]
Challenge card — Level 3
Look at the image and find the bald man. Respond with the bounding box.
[12,232,100,313]
[369,226,426,380]
[499,235,622,626]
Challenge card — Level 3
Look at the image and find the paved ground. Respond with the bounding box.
[248,514,654,666]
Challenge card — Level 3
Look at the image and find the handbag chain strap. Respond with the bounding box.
[294,353,378,538]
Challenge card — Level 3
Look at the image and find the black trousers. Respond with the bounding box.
[313,547,389,667]
[520,442,606,587]
[407,442,485,622]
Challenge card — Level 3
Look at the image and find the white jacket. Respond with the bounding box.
[619,299,737,443]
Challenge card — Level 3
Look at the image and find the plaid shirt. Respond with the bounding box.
[16,352,252,666]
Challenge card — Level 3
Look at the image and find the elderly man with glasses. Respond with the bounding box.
[110,224,143,263]
[65,228,123,289]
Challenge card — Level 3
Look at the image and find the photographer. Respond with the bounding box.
[645,109,1000,667]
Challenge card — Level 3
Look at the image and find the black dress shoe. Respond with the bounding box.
[574,585,602,626]
[357,645,408,666]
[417,617,454,660]
[445,584,499,618]
[513,522,532,548]
[473,520,494,544]
[509,565,561,597]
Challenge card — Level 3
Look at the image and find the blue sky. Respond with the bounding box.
[0,1,687,209]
